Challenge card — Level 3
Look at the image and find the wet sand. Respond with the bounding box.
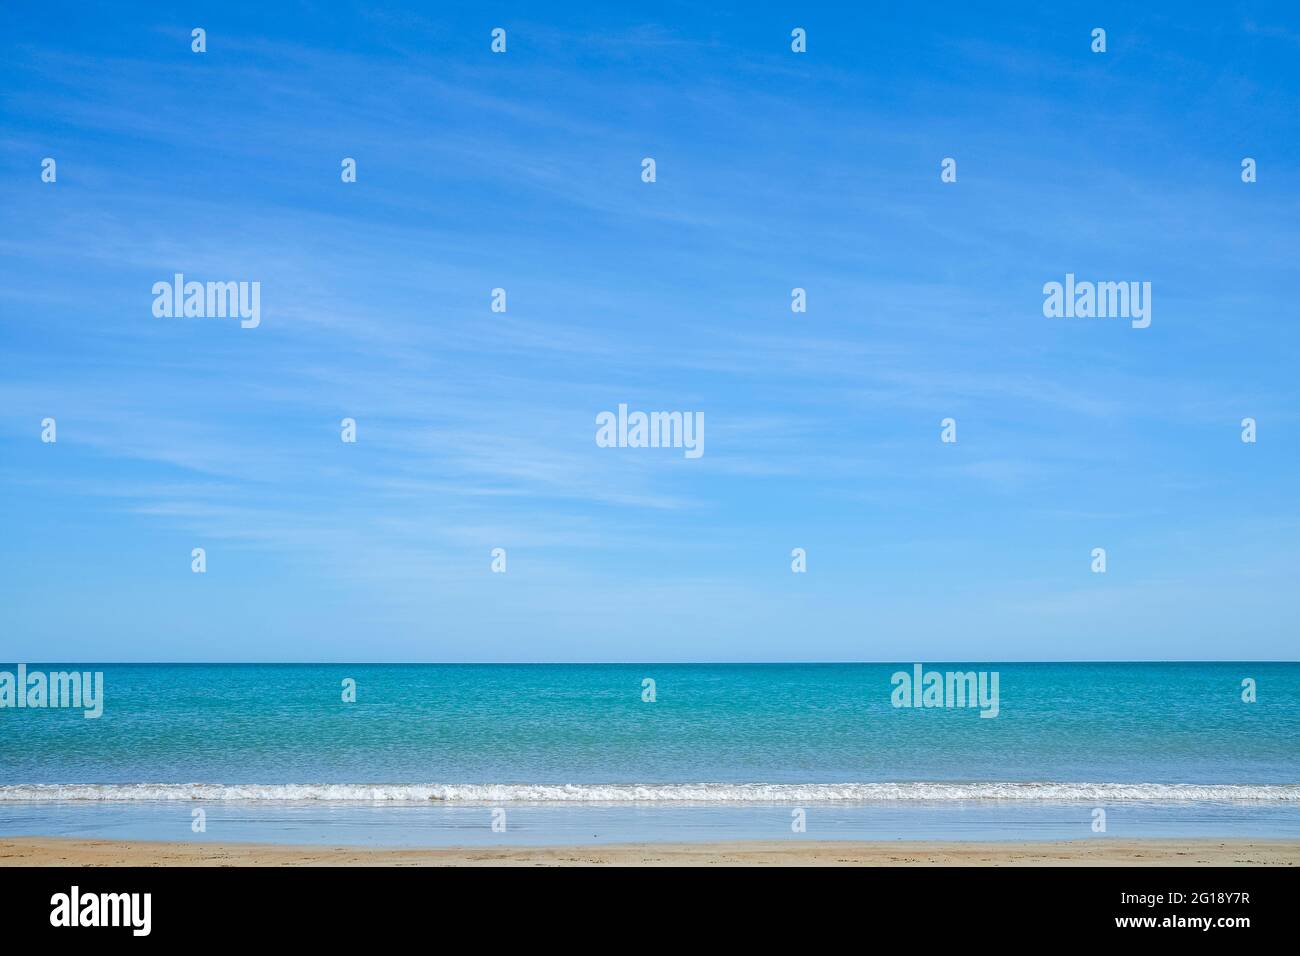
[2,837,1297,866]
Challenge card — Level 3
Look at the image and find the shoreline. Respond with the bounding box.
[3,836,1297,866]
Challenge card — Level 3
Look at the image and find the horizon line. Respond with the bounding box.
[3,660,1297,666]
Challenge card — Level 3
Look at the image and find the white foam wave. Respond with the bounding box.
[0,782,1297,803]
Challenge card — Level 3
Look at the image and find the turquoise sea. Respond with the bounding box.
[1,662,1297,844]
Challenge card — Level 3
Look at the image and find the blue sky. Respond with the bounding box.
[1,2,1297,661]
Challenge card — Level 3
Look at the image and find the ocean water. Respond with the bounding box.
[1,662,1297,845]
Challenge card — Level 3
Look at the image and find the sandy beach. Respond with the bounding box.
[2,837,1296,866]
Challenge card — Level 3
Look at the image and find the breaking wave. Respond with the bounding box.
[1,782,1298,803]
